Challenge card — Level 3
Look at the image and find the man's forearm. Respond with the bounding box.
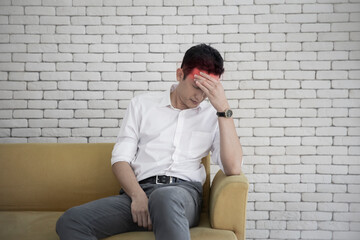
[218,117,243,175]
[112,161,145,199]
[112,161,152,229]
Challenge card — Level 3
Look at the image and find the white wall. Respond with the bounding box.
[0,0,359,239]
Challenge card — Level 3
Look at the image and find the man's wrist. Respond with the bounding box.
[217,108,233,118]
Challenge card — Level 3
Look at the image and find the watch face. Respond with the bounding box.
[225,109,233,118]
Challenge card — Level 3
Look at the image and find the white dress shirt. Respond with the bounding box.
[111,84,224,184]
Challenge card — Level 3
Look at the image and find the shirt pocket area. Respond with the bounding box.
[188,131,213,158]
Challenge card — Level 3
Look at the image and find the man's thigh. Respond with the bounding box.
[147,182,203,228]
[58,194,145,239]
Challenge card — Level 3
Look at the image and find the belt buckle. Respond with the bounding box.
[155,175,164,184]
[155,175,173,184]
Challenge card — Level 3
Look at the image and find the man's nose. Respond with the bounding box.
[195,91,205,101]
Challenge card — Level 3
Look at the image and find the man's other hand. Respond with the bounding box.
[131,191,152,230]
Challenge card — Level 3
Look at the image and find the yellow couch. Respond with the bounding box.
[0,143,248,240]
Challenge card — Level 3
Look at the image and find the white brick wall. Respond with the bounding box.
[0,0,359,239]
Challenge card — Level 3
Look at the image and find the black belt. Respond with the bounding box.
[139,175,186,185]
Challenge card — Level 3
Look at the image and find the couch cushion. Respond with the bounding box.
[0,212,236,240]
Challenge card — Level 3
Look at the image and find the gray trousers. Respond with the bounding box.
[56,181,203,240]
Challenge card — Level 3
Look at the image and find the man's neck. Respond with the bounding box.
[170,89,187,110]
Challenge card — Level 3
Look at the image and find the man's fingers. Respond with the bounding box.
[200,71,219,83]
[195,80,209,95]
[147,215,152,230]
[141,211,148,228]
[132,210,138,223]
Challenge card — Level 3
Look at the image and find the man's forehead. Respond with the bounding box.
[189,68,220,80]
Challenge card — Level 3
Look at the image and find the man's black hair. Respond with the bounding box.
[180,44,224,79]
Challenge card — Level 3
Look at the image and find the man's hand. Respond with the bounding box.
[131,191,152,230]
[194,72,229,112]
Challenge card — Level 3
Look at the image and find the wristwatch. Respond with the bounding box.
[216,108,233,118]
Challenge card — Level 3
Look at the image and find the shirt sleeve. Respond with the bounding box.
[111,97,140,165]
[210,123,226,174]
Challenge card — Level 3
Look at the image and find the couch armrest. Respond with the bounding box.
[209,170,249,240]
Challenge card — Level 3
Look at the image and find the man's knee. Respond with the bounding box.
[56,207,90,237]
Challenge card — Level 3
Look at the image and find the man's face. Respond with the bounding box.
[175,68,220,109]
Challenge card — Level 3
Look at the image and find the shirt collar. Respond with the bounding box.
[159,84,205,110]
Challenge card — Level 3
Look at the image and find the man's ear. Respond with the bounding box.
[176,68,184,82]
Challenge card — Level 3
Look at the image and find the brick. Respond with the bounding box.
[336,41,360,51]
[319,13,349,22]
[86,7,115,16]
[318,221,350,233]
[14,91,43,99]
[59,44,88,53]
[239,24,269,33]
[0,44,26,53]
[194,34,223,43]
[333,80,360,89]
[56,7,85,16]
[241,43,270,52]
[12,128,41,137]
[41,35,70,44]
[208,6,238,15]
[318,32,349,41]
[164,35,193,44]
[256,202,285,211]
[9,16,39,24]
[302,212,332,221]
[224,15,253,24]
[286,14,317,23]
[270,211,300,220]
[75,91,103,100]
[0,119,27,128]
[86,26,115,34]
[104,91,133,100]
[147,7,177,15]
[256,33,285,42]
[59,119,88,128]
[12,0,41,5]
[286,203,317,212]
[332,22,360,32]
[88,100,118,109]
[286,52,316,60]
[133,16,162,25]
[71,16,101,25]
[58,100,87,109]
[43,53,72,62]
[44,110,73,119]
[209,25,238,34]
[117,6,146,15]
[302,231,332,239]
[57,63,86,71]
[272,43,301,51]
[25,6,54,15]
[28,119,58,128]
[256,220,286,230]
[27,100,57,109]
[72,128,101,137]
[285,71,315,80]
[271,230,301,239]
[89,119,118,127]
[0,6,23,15]
[256,14,285,23]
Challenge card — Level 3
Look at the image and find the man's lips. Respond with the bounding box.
[191,99,199,105]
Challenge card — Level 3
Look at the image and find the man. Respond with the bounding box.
[56,44,242,240]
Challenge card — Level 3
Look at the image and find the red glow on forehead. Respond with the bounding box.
[189,68,220,81]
